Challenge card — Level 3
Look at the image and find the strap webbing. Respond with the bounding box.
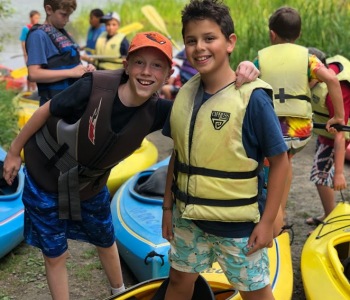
[173,186,258,207]
[36,126,81,220]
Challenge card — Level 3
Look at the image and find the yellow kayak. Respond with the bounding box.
[106,139,158,196]
[13,91,39,130]
[301,201,350,300]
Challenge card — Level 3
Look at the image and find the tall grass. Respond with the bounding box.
[0,84,17,150]
[71,0,350,68]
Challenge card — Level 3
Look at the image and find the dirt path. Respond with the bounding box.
[1,131,349,299]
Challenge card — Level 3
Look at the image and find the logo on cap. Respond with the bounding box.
[145,33,167,45]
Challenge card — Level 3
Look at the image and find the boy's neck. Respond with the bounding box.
[201,68,236,95]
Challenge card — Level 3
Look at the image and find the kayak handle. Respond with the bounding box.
[313,123,350,132]
[144,250,165,266]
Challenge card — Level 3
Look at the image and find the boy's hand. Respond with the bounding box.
[235,61,260,88]
[3,151,22,186]
[326,116,345,134]
[162,208,173,241]
[245,221,273,256]
[333,172,347,191]
[86,64,96,72]
[71,64,90,78]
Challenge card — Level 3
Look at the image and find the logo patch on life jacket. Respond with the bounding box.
[211,111,230,130]
[88,98,102,145]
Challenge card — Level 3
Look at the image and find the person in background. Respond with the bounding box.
[161,49,198,100]
[19,10,41,91]
[81,8,106,55]
[253,6,345,236]
[83,12,129,70]
[161,1,289,299]
[26,0,95,106]
[306,47,350,228]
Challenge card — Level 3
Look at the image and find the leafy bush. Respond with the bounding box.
[0,84,18,150]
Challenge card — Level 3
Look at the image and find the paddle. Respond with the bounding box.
[119,21,144,35]
[10,66,28,79]
[313,122,350,132]
[141,5,181,50]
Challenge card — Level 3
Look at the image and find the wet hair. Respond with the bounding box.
[269,6,301,41]
[308,47,328,66]
[181,0,234,40]
[43,0,77,13]
[90,8,104,19]
[29,10,40,18]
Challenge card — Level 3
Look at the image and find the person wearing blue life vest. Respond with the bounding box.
[26,0,95,106]
[80,8,106,55]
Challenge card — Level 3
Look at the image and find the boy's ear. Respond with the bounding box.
[123,60,129,73]
[269,30,277,43]
[45,5,54,16]
[227,33,237,54]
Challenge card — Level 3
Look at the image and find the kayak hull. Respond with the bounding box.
[301,201,350,300]
[0,147,25,259]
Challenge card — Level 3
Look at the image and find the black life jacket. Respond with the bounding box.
[27,24,81,104]
[24,69,158,220]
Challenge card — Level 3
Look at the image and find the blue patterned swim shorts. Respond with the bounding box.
[169,208,270,292]
[23,168,115,258]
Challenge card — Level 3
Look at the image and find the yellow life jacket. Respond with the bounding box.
[170,74,273,223]
[259,43,312,119]
[311,55,350,140]
[95,32,125,70]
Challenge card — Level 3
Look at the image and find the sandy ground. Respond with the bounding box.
[1,130,349,299]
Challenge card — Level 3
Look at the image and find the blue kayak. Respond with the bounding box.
[110,157,170,282]
[0,147,25,259]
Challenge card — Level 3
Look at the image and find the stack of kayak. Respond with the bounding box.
[0,147,25,259]
[301,201,350,300]
[0,65,26,91]
[110,158,293,299]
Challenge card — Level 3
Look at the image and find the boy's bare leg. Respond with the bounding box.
[96,243,124,289]
[165,268,198,300]
[317,184,335,218]
[44,251,69,300]
[240,285,275,300]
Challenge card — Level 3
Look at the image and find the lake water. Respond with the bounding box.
[0,0,117,69]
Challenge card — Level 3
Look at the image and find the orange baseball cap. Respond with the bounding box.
[127,32,173,66]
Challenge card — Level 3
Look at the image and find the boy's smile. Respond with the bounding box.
[121,48,172,105]
[183,19,236,78]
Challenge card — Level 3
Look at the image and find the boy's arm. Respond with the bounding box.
[315,66,345,128]
[3,101,51,184]
[333,132,347,190]
[246,151,288,255]
[162,152,175,241]
[28,64,89,83]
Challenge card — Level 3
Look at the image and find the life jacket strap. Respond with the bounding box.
[172,185,258,207]
[36,126,81,220]
[174,158,259,179]
[275,88,311,103]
